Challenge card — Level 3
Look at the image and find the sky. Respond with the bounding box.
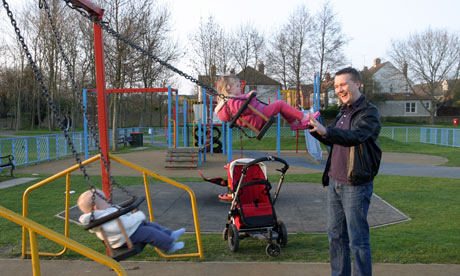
[4,0,460,93]
[160,0,460,92]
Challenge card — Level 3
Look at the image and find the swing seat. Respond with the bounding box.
[84,196,146,230]
[110,242,146,261]
[228,92,275,140]
[84,196,146,261]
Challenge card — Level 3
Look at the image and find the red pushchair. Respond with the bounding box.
[222,156,289,257]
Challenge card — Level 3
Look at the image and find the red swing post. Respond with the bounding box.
[67,0,111,198]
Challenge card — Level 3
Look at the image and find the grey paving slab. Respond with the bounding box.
[2,259,460,276]
[0,177,38,189]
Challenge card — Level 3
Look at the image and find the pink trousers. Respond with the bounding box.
[261,100,303,124]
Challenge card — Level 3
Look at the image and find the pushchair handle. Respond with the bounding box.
[242,156,289,174]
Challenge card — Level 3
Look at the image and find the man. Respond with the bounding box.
[308,67,382,276]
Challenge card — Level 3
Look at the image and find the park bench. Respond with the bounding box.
[117,136,133,148]
[0,155,15,177]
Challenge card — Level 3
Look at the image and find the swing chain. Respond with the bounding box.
[63,0,231,101]
[39,0,133,204]
[1,0,100,193]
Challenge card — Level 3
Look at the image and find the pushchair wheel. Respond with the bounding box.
[228,224,239,252]
[276,220,288,248]
[222,227,228,241]
[266,243,281,257]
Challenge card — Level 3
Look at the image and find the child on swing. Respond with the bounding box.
[214,75,320,130]
[78,190,186,253]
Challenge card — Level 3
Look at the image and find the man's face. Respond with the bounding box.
[334,73,361,105]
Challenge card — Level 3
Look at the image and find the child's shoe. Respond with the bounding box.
[168,241,185,253]
[170,228,186,241]
[290,120,301,130]
[299,111,320,129]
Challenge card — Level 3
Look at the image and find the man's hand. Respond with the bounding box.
[308,113,327,137]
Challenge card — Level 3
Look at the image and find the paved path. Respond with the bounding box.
[1,259,459,276]
[14,149,457,179]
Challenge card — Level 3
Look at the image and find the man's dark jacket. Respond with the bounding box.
[311,98,382,186]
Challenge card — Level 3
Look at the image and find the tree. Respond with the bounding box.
[229,22,265,77]
[389,28,460,124]
[283,4,314,106]
[135,1,182,127]
[265,30,289,89]
[310,1,348,108]
[188,15,231,89]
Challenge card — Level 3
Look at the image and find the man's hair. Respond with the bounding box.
[335,67,362,84]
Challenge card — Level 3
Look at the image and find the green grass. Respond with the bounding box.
[378,137,460,166]
[0,172,459,263]
[1,137,459,263]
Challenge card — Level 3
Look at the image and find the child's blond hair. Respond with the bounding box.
[77,189,109,213]
[216,75,240,96]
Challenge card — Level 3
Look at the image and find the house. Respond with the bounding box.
[197,62,282,103]
[363,58,429,117]
[196,62,282,123]
[236,62,282,103]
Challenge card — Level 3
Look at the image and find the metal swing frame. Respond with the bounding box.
[0,0,204,268]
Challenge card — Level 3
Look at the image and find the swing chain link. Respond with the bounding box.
[63,0,259,141]
[63,0,230,101]
[40,0,133,204]
[2,0,97,193]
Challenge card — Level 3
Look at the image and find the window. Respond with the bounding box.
[405,84,408,92]
[405,102,416,113]
[425,102,430,110]
[390,84,393,93]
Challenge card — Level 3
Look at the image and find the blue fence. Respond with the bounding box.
[1,126,459,173]
[0,127,165,173]
[379,127,460,147]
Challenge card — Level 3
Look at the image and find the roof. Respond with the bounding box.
[363,61,390,77]
[379,93,430,101]
[198,66,281,88]
[237,67,281,86]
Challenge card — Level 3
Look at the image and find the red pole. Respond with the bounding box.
[93,17,111,198]
[296,130,299,153]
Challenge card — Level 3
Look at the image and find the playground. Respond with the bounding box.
[11,148,452,234]
[2,148,459,275]
[1,0,459,275]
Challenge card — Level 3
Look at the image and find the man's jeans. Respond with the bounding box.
[327,178,373,276]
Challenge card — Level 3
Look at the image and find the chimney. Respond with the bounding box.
[363,66,368,71]
[374,58,381,67]
[230,68,235,75]
[402,61,408,77]
[258,61,265,74]
[210,64,216,77]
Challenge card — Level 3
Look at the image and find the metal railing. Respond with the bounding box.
[0,127,166,173]
[379,127,460,147]
[21,153,203,260]
[1,126,458,174]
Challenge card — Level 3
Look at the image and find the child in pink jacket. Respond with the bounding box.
[214,75,319,130]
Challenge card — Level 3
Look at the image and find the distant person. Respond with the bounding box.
[214,75,319,131]
[78,190,186,253]
[65,112,72,131]
[308,67,382,276]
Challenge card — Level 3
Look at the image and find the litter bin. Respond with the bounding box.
[130,132,143,146]
[454,118,458,126]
